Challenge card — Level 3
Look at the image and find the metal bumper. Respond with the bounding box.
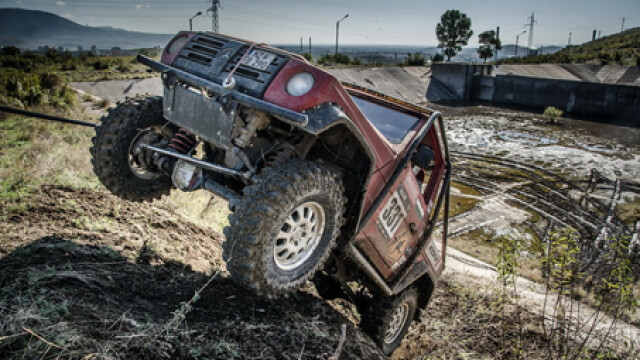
[137,55,308,127]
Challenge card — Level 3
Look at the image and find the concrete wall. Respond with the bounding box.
[490,75,640,123]
[427,63,640,125]
[426,64,476,102]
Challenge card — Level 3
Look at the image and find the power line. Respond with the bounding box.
[524,12,537,49]
[207,0,220,33]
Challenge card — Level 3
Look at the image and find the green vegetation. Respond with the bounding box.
[436,10,473,61]
[431,52,445,63]
[491,229,638,359]
[477,29,502,63]
[498,27,640,66]
[543,106,563,124]
[402,52,427,66]
[0,46,160,85]
[0,115,98,216]
[317,53,361,66]
[0,69,76,109]
[301,52,313,62]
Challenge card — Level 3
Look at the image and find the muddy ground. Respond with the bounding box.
[0,185,574,360]
[0,186,386,359]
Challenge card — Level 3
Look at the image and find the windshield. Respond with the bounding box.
[351,96,421,144]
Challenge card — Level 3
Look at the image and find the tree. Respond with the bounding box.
[477,30,503,63]
[431,53,445,63]
[436,10,473,62]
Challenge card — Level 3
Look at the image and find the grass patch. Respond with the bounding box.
[0,114,99,218]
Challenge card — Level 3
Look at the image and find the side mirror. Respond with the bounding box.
[412,145,435,170]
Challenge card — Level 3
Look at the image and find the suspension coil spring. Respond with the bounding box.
[265,145,297,167]
[168,128,197,154]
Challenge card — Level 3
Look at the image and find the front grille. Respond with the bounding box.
[172,33,290,98]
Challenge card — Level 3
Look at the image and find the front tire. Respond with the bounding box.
[90,95,172,202]
[223,160,346,297]
[361,288,418,356]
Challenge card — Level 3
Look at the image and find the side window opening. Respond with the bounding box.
[351,95,421,144]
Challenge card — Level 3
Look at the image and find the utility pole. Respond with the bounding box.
[494,26,500,61]
[592,30,597,41]
[207,0,221,33]
[300,37,303,52]
[189,11,202,31]
[515,30,526,57]
[309,37,311,54]
[335,14,349,56]
[621,17,625,32]
[568,32,572,46]
[524,12,537,49]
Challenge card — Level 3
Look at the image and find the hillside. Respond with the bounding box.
[498,27,640,66]
[0,8,172,49]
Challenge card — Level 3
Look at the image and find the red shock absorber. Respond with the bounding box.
[168,128,197,154]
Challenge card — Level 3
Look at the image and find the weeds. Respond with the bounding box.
[492,229,639,359]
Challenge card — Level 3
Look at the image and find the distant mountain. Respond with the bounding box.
[0,8,173,49]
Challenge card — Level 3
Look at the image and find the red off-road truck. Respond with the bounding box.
[91,31,450,355]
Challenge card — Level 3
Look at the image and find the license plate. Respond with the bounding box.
[241,50,276,71]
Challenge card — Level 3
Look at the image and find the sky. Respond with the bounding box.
[2,0,639,47]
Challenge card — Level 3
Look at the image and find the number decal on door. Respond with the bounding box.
[379,187,408,238]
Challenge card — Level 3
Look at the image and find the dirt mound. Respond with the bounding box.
[0,186,385,359]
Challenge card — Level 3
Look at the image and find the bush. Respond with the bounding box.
[301,52,312,62]
[1,46,20,56]
[543,106,563,124]
[318,53,352,65]
[432,53,445,63]
[404,52,427,66]
[40,73,63,90]
[93,59,111,70]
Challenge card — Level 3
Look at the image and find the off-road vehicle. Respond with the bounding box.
[91,31,451,355]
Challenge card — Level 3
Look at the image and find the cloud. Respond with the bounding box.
[56,1,66,6]
[135,4,150,10]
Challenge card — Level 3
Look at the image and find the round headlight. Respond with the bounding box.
[286,72,315,96]
[166,35,189,54]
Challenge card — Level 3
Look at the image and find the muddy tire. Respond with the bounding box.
[223,160,346,297]
[90,95,172,202]
[361,288,418,356]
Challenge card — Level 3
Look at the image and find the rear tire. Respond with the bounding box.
[361,288,418,356]
[223,160,346,297]
[90,95,172,202]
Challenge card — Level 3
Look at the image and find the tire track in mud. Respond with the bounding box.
[448,151,638,268]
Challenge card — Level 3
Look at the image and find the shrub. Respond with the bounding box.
[318,53,352,65]
[543,106,563,124]
[40,73,63,90]
[93,59,111,70]
[431,53,445,63]
[301,52,312,62]
[404,52,427,66]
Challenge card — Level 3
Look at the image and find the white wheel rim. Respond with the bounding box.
[384,302,410,345]
[274,201,326,271]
